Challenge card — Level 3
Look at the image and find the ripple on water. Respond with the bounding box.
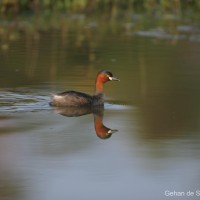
[0,89,134,113]
[0,90,50,112]
[105,101,135,111]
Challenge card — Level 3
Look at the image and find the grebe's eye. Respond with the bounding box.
[106,74,112,80]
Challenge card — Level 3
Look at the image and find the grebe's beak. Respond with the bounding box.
[108,129,118,134]
[109,76,120,81]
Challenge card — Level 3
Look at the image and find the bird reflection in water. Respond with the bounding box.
[53,106,118,139]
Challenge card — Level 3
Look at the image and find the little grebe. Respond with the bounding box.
[49,70,120,107]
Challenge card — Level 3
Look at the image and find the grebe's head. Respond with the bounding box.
[97,129,118,139]
[97,70,120,83]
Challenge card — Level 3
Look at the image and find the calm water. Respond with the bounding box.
[1,25,200,200]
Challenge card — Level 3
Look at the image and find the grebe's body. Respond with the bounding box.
[50,91,103,107]
[49,70,119,107]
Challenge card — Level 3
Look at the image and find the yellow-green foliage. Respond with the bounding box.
[0,0,200,15]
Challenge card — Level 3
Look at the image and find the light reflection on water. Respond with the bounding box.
[0,32,200,199]
[0,89,200,200]
[0,90,50,112]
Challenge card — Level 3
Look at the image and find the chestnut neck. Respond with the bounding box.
[95,77,104,95]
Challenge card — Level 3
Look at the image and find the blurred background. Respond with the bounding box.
[1,1,200,200]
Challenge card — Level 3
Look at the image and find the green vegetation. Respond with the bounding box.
[0,0,200,52]
[0,0,200,18]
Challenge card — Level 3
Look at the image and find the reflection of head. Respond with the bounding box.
[94,110,118,139]
[96,128,118,139]
[53,105,118,140]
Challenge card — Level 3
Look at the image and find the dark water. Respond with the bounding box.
[1,26,200,200]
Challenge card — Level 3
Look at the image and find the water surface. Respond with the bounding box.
[1,24,200,200]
